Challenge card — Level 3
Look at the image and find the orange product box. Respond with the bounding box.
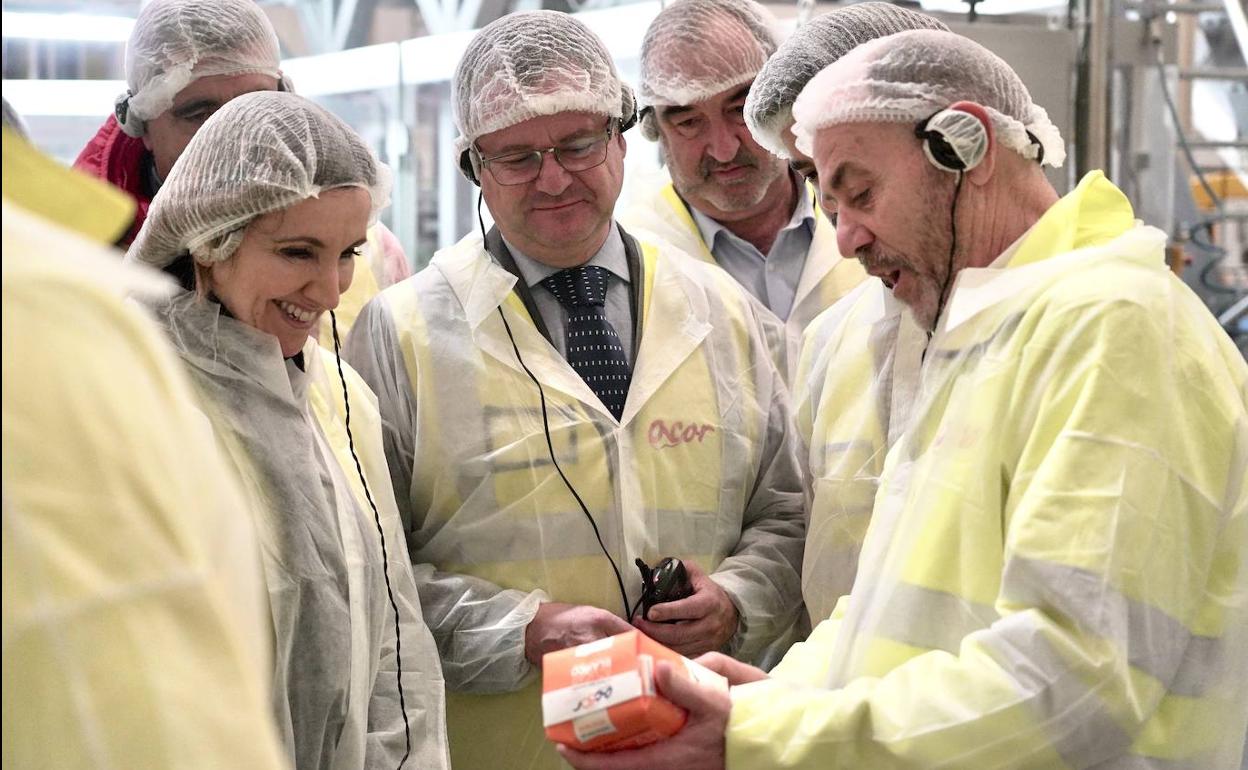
[541,629,729,753]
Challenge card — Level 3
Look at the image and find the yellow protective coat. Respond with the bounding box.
[618,176,866,378]
[2,201,287,770]
[345,230,806,770]
[727,173,1248,769]
[791,279,926,623]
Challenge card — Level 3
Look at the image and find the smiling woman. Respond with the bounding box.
[124,90,451,770]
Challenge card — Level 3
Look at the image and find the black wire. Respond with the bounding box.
[925,169,966,357]
[494,305,632,619]
[477,190,631,618]
[329,310,412,769]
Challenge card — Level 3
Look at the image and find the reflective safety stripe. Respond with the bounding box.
[1001,557,1226,699]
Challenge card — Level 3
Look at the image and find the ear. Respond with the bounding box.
[949,100,995,185]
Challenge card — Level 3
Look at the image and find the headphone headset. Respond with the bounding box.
[914,108,988,173]
[458,88,640,186]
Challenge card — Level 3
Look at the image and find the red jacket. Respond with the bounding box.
[73,115,149,246]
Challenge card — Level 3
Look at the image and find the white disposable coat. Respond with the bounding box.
[149,292,450,770]
[345,229,806,770]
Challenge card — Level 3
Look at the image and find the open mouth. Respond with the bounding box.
[275,299,318,327]
[882,269,901,290]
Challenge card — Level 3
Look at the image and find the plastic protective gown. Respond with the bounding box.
[148,292,449,770]
[344,230,806,770]
[791,278,925,624]
[617,174,865,379]
[2,201,287,770]
[727,172,1248,769]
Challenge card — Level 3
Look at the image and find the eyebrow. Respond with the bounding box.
[274,236,325,248]
[170,99,220,117]
[728,85,751,104]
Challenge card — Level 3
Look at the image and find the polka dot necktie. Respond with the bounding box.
[540,265,631,420]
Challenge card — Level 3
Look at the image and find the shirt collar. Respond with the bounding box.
[504,224,629,289]
[688,171,815,251]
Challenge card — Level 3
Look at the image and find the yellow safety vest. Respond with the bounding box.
[365,233,805,770]
[728,172,1248,769]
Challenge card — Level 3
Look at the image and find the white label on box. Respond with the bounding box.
[573,708,618,743]
[542,670,643,726]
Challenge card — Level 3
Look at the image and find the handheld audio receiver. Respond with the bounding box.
[633,557,694,622]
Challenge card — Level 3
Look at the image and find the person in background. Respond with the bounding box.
[126,91,450,770]
[2,125,287,770]
[744,2,947,625]
[619,0,864,375]
[560,29,1248,770]
[73,0,409,344]
[344,11,806,769]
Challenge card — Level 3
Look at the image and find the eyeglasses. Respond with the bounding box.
[476,121,617,186]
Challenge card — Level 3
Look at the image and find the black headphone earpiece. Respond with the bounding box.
[458,147,481,187]
[915,108,988,173]
[619,86,639,133]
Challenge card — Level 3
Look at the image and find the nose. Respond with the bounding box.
[704,118,742,164]
[533,150,573,196]
[835,212,874,259]
[306,257,345,311]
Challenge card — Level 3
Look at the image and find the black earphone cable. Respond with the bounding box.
[927,169,966,354]
[477,190,630,618]
[495,305,632,619]
[329,310,412,769]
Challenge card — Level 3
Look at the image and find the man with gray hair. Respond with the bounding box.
[747,3,948,626]
[561,28,1248,770]
[619,0,865,369]
[344,11,806,770]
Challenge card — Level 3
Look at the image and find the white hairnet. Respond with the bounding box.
[116,0,285,137]
[792,29,1066,168]
[638,0,779,140]
[452,11,632,156]
[127,91,390,270]
[744,3,948,159]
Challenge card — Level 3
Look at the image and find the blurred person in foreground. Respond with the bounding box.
[2,125,287,770]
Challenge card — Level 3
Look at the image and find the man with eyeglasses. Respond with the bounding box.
[618,0,866,378]
[344,11,805,770]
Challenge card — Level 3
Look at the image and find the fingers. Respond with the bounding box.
[595,610,635,635]
[692,652,768,685]
[634,617,716,656]
[654,661,719,713]
[645,588,712,623]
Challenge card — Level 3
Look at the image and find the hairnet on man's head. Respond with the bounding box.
[116,0,284,137]
[792,29,1066,167]
[745,2,948,159]
[452,10,630,156]
[127,91,389,270]
[637,0,779,140]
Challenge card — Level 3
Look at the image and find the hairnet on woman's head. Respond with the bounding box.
[637,0,779,140]
[116,0,285,137]
[791,29,1066,167]
[127,91,390,270]
[744,2,948,159]
[452,11,631,156]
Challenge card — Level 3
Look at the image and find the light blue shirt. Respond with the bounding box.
[504,225,634,364]
[688,175,815,321]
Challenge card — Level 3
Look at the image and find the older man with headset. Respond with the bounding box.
[344,11,806,770]
[561,28,1248,770]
